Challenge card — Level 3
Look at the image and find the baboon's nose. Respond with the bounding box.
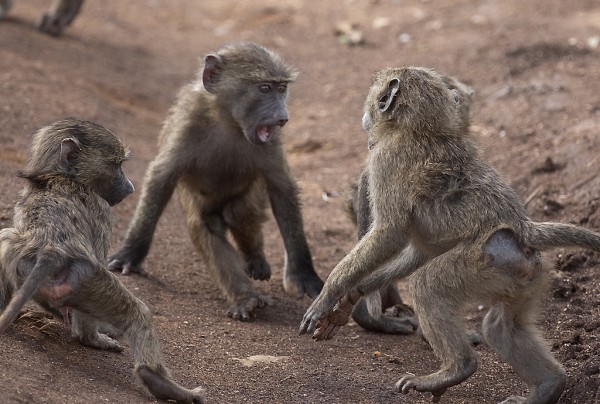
[279,118,288,127]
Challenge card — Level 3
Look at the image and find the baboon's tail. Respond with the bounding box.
[0,253,61,333]
[523,222,600,252]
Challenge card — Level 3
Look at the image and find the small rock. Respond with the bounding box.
[335,22,364,46]
[372,17,390,30]
[587,36,600,49]
[398,33,412,43]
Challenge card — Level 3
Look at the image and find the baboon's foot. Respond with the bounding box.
[283,269,324,299]
[395,360,477,402]
[137,366,206,404]
[226,294,270,321]
[245,256,271,281]
[37,0,83,36]
[78,332,123,352]
[37,14,65,36]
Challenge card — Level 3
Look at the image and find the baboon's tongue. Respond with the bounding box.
[257,126,273,143]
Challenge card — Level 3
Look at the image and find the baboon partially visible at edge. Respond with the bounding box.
[0,0,84,36]
[109,42,324,321]
[300,66,600,403]
[0,118,205,403]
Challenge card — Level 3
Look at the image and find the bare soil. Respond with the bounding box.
[0,0,599,403]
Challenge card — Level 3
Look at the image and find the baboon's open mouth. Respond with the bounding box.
[256,126,274,143]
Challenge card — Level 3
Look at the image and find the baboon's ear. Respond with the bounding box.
[202,54,223,94]
[59,137,81,176]
[379,78,400,112]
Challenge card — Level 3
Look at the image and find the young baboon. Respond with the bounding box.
[0,0,84,36]
[108,42,324,321]
[0,118,205,403]
[349,75,474,335]
[300,66,600,403]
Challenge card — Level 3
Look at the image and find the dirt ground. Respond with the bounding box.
[0,0,599,403]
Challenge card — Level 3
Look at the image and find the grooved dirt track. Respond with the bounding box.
[0,0,599,403]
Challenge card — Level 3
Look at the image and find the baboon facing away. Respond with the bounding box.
[300,66,600,403]
[0,118,205,403]
[349,74,474,335]
[109,42,324,321]
[0,0,84,36]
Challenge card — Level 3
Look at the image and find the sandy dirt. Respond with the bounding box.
[0,0,599,403]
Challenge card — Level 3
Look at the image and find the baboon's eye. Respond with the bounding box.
[277,83,287,94]
[258,83,272,94]
[451,89,460,103]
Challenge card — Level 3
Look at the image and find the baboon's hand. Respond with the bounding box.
[299,291,337,337]
[312,303,350,341]
[312,291,359,341]
[108,248,146,276]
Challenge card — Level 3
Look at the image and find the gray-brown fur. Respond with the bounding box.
[108,42,323,321]
[0,0,84,36]
[300,66,600,403]
[0,118,205,403]
[347,74,474,335]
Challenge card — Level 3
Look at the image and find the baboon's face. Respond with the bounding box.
[81,138,134,206]
[230,78,291,146]
[92,160,134,206]
[203,43,296,146]
[441,75,474,132]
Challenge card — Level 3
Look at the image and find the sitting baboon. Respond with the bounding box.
[300,66,600,403]
[108,42,324,321]
[349,75,474,335]
[0,0,84,36]
[0,118,205,403]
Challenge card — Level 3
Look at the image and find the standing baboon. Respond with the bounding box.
[0,118,205,403]
[300,66,600,403]
[0,0,84,36]
[349,75,474,335]
[109,42,323,321]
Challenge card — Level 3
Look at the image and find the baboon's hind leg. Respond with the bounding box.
[71,269,206,403]
[395,247,478,401]
[178,185,268,321]
[223,182,271,281]
[481,228,566,403]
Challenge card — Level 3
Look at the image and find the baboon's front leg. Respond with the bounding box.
[267,170,324,299]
